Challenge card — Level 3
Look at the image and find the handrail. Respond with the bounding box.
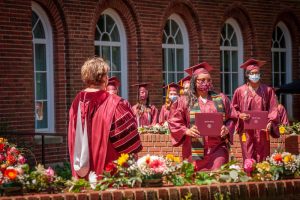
[0,131,66,165]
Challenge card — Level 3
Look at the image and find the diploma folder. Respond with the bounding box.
[195,113,223,136]
[243,111,268,130]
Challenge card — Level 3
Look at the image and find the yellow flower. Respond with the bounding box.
[173,157,181,163]
[279,125,286,135]
[283,154,292,164]
[166,154,174,161]
[117,153,129,166]
[0,138,3,143]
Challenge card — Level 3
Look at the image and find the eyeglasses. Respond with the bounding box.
[196,78,212,83]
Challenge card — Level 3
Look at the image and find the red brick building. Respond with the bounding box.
[0,0,300,163]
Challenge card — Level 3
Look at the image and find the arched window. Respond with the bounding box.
[220,18,243,98]
[32,2,54,132]
[272,22,292,116]
[95,9,128,99]
[162,14,189,95]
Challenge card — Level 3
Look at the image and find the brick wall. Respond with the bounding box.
[0,0,300,163]
[2,180,300,200]
[140,134,289,163]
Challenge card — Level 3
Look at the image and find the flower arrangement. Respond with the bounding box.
[136,155,168,179]
[243,158,256,176]
[22,164,65,193]
[0,138,27,187]
[138,123,169,134]
[284,122,300,135]
[252,161,273,181]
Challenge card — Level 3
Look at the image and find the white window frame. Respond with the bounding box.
[271,22,293,117]
[162,13,189,81]
[220,18,244,98]
[94,8,128,99]
[32,2,55,133]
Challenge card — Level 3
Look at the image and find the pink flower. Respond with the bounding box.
[18,155,26,164]
[9,147,19,155]
[149,159,166,174]
[244,158,256,174]
[46,167,55,179]
[0,154,5,162]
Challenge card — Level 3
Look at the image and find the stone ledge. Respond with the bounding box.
[2,179,300,200]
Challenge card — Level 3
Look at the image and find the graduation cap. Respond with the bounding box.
[184,62,213,76]
[240,58,266,71]
[131,83,150,89]
[177,76,191,86]
[163,82,182,91]
[108,76,120,87]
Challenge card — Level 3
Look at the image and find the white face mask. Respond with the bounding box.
[169,95,178,102]
[249,74,260,83]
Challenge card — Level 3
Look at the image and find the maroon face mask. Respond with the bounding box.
[196,81,213,92]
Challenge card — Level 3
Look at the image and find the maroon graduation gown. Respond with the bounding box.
[168,93,237,170]
[132,104,158,127]
[232,84,279,162]
[68,91,142,178]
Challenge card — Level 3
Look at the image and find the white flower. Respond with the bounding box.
[88,171,98,189]
[229,164,241,171]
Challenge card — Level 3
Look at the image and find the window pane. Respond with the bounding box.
[281,73,286,84]
[164,21,170,36]
[224,73,230,95]
[277,27,283,41]
[112,46,120,71]
[36,72,47,100]
[168,73,175,83]
[232,73,238,94]
[281,52,286,72]
[171,20,179,36]
[280,35,286,48]
[221,26,226,41]
[95,46,100,56]
[232,51,238,72]
[101,46,111,64]
[95,27,100,40]
[177,73,184,82]
[220,51,223,71]
[163,72,166,83]
[163,48,167,71]
[273,52,279,72]
[111,25,120,41]
[33,20,45,39]
[167,37,175,44]
[175,30,183,44]
[98,15,105,32]
[106,15,115,33]
[176,49,183,71]
[167,48,175,71]
[220,73,224,93]
[231,33,237,46]
[227,24,233,39]
[224,50,230,72]
[32,11,38,27]
[273,73,280,87]
[36,101,48,129]
[101,33,110,41]
[35,44,46,71]
[224,40,230,46]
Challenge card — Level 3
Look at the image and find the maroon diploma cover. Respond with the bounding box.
[195,113,223,136]
[243,111,268,130]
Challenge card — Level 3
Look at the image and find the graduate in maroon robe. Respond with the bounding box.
[132,83,158,127]
[178,76,191,96]
[68,58,142,178]
[168,62,237,171]
[278,103,289,125]
[107,76,120,95]
[232,58,279,163]
[159,82,181,124]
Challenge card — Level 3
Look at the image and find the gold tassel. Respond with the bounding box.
[242,132,247,142]
[179,80,184,96]
[165,85,170,106]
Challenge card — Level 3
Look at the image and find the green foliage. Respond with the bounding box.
[66,178,90,193]
[54,162,72,180]
[214,192,231,200]
[195,172,217,185]
[181,192,192,200]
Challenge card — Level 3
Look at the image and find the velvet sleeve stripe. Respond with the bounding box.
[117,136,143,154]
[113,132,142,153]
[110,112,133,131]
[110,122,137,143]
[111,128,139,149]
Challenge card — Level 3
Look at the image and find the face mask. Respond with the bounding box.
[196,82,212,92]
[169,95,178,102]
[249,74,260,83]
